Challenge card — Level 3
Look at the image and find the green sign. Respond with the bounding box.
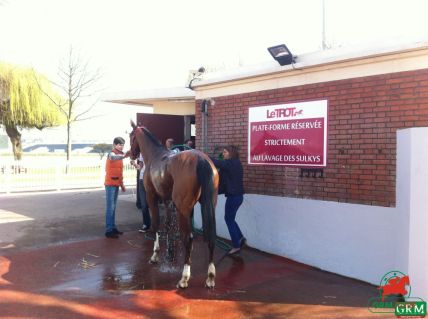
[395,301,426,317]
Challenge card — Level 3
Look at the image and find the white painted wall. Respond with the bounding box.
[194,127,428,300]
[400,128,428,301]
[196,194,400,285]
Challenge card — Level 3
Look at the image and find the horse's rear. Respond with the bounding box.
[168,150,218,215]
[167,150,219,288]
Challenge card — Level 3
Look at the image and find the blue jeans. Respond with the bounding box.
[225,194,244,248]
[138,179,151,228]
[105,185,119,233]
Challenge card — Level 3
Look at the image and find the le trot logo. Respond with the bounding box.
[266,106,303,119]
[368,270,426,317]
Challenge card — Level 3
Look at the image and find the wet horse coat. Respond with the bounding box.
[130,122,219,288]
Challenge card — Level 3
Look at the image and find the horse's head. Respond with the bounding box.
[129,120,166,161]
[129,120,140,160]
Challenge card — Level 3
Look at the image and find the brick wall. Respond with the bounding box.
[196,68,428,207]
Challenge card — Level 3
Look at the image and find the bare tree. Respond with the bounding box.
[42,47,102,161]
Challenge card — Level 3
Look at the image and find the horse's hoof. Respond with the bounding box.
[149,257,159,264]
[205,279,215,289]
[177,280,188,289]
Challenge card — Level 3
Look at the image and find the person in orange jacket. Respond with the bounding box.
[104,137,129,238]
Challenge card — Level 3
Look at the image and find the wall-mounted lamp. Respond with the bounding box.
[267,44,296,66]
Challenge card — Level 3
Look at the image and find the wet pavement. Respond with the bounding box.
[0,190,394,318]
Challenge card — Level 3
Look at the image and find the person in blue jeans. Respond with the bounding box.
[130,153,151,232]
[104,137,129,238]
[211,145,246,255]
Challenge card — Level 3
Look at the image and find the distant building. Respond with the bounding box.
[23,143,95,153]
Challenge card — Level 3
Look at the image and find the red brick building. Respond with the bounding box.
[107,40,428,298]
[191,40,428,298]
[194,43,428,208]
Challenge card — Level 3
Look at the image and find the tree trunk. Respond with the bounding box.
[66,121,71,161]
[5,124,22,160]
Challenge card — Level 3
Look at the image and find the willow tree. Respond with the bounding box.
[0,63,63,159]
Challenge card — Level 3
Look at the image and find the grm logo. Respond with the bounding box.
[395,301,426,317]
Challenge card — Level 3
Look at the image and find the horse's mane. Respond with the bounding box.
[140,126,163,148]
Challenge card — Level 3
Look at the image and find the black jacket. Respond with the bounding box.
[211,158,244,196]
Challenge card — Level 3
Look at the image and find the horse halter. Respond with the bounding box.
[129,128,140,160]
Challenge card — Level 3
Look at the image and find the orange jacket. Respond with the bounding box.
[104,148,125,187]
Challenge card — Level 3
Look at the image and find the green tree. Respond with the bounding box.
[92,143,111,160]
[0,63,63,159]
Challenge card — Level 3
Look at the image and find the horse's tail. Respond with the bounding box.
[196,157,217,244]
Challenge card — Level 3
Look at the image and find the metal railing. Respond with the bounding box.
[0,157,136,193]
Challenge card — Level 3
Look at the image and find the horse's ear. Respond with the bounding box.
[130,120,136,129]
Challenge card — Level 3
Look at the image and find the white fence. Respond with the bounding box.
[0,157,136,193]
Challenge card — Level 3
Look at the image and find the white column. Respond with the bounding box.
[399,127,428,300]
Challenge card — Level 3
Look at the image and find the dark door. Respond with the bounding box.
[137,113,185,146]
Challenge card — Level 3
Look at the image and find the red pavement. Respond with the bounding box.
[0,231,395,319]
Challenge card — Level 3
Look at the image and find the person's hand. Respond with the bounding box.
[131,161,141,170]
[124,150,131,158]
[130,160,138,169]
[121,185,126,192]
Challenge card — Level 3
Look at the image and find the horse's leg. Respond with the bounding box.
[146,193,160,264]
[206,240,216,288]
[176,210,193,289]
[164,200,177,262]
[151,232,160,264]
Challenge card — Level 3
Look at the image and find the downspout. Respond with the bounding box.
[201,99,209,153]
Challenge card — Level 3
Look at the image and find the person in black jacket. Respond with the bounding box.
[211,145,246,255]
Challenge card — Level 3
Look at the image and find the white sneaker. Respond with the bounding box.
[138,225,150,233]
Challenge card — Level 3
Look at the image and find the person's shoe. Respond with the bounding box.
[113,229,123,235]
[227,247,241,255]
[105,231,119,239]
[138,225,150,233]
[239,237,247,248]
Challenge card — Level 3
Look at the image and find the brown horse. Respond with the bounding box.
[129,121,219,288]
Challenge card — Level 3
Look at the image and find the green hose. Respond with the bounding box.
[191,214,231,251]
[144,217,231,252]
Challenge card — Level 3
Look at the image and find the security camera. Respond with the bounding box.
[190,67,205,77]
[188,66,206,90]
